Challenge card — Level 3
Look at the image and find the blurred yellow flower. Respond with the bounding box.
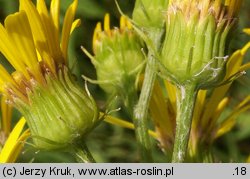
[247,155,250,163]
[0,97,29,163]
[243,28,250,36]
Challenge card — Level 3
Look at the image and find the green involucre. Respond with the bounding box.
[161,12,232,88]
[15,67,99,150]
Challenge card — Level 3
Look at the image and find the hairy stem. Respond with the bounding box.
[172,84,198,163]
[133,52,157,162]
[132,29,163,162]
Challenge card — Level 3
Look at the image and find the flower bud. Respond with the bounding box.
[91,14,145,94]
[161,0,242,88]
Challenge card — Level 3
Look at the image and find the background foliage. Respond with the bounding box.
[0,0,250,162]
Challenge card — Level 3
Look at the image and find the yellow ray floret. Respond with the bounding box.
[120,15,132,30]
[104,14,111,36]
[0,65,16,92]
[5,11,44,84]
[19,0,56,72]
[0,117,30,163]
[50,0,60,32]
[215,96,250,139]
[93,22,102,53]
[92,14,133,53]
[0,0,80,105]
[61,0,79,61]
[19,0,79,68]
[70,19,81,34]
[37,0,62,64]
[103,112,157,138]
[0,24,28,79]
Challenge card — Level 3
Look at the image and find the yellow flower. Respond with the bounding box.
[0,0,99,150]
[0,0,80,102]
[0,97,30,163]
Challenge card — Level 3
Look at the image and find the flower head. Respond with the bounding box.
[161,0,243,87]
[0,0,99,150]
[87,14,145,95]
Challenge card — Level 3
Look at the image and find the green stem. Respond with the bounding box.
[132,29,163,162]
[172,84,198,163]
[133,52,157,162]
[74,142,96,163]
